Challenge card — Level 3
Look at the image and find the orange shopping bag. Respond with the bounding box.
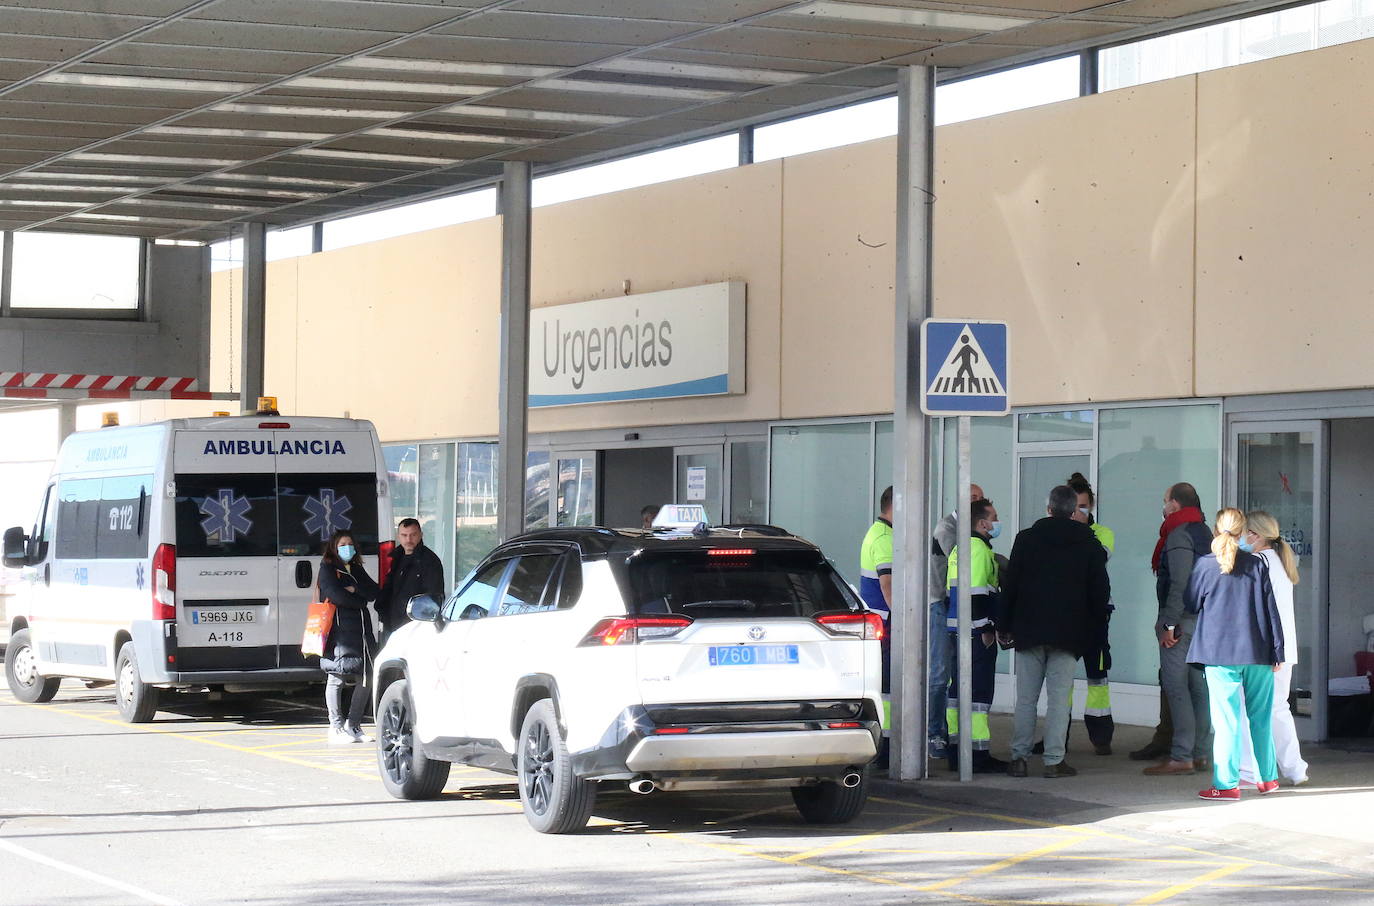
[301,600,336,658]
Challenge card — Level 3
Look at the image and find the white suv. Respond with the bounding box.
[372,526,883,833]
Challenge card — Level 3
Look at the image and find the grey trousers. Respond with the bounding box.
[325,673,367,731]
[1012,646,1077,765]
[1160,627,1212,761]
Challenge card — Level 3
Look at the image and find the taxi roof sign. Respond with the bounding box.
[920,319,1010,417]
[652,504,709,530]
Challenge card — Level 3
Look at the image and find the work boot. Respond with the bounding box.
[973,755,1009,774]
[1043,761,1078,778]
[1143,758,1195,775]
[1129,742,1168,761]
[1094,743,1113,756]
[1008,758,1028,778]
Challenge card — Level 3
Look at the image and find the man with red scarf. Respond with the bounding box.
[1140,482,1215,776]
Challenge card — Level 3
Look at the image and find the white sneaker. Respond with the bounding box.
[348,725,373,744]
[328,727,357,745]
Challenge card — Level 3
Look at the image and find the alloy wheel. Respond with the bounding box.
[381,697,413,785]
[522,720,554,816]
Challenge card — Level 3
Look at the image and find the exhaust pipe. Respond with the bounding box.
[629,779,657,795]
[841,772,862,789]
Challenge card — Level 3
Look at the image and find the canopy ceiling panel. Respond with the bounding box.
[0,0,1294,240]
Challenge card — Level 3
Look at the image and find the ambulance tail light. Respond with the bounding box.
[377,541,395,588]
[152,543,176,620]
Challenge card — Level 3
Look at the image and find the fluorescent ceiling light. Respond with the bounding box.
[282,76,488,96]
[200,173,365,188]
[116,198,267,212]
[17,172,165,184]
[366,127,526,145]
[146,125,332,141]
[597,59,804,85]
[793,1,1035,31]
[212,102,406,119]
[293,148,455,165]
[531,78,731,100]
[69,152,241,167]
[0,182,144,193]
[0,199,87,207]
[38,72,257,92]
[440,104,627,126]
[337,57,558,79]
[164,183,319,199]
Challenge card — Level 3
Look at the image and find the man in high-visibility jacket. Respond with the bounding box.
[859,486,895,743]
[945,497,1008,773]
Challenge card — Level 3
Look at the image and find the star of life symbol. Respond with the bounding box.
[135,562,145,591]
[302,488,353,542]
[199,489,253,543]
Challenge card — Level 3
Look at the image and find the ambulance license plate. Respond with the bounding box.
[191,609,256,625]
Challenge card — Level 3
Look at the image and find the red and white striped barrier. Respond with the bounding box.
[1,372,208,400]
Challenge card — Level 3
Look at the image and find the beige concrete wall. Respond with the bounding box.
[1195,43,1374,396]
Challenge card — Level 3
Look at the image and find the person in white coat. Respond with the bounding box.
[1239,510,1310,786]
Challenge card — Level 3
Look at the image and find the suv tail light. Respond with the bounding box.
[578,616,693,647]
[815,611,884,641]
[152,543,176,620]
[377,540,395,588]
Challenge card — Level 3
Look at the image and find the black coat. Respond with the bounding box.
[318,559,378,676]
[379,543,446,631]
[996,517,1111,658]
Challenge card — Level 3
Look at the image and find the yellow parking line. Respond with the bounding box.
[1131,864,1248,904]
[920,836,1088,892]
[782,814,950,863]
[866,849,1235,867]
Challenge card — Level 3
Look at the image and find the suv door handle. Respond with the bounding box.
[43,563,50,587]
[295,560,313,589]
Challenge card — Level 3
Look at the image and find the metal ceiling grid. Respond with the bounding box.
[0,0,1300,241]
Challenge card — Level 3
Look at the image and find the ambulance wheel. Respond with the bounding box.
[377,680,450,800]
[791,769,870,824]
[5,629,60,703]
[115,642,159,723]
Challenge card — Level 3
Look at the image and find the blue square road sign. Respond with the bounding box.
[920,319,1009,416]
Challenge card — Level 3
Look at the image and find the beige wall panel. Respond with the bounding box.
[934,78,1197,406]
[263,259,299,414]
[1196,44,1374,396]
[286,218,503,441]
[527,162,784,433]
[779,138,898,419]
[208,269,239,394]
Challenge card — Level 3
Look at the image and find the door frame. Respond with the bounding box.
[1227,417,1329,742]
[672,443,724,523]
[549,449,599,527]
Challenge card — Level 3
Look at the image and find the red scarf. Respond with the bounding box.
[1152,506,1206,573]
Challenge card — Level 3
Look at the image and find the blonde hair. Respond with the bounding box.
[1246,510,1300,585]
[1212,508,1245,574]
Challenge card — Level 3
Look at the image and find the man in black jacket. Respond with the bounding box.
[379,519,446,642]
[998,485,1111,779]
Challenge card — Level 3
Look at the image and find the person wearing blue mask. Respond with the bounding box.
[319,529,380,745]
[944,498,1008,773]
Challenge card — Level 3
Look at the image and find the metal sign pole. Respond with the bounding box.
[956,414,973,783]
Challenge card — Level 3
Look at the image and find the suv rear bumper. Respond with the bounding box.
[625,729,875,773]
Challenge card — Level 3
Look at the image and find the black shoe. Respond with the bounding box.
[1031,740,1045,755]
[1094,744,1113,756]
[1044,761,1078,778]
[1008,758,1029,778]
[1129,744,1168,761]
[973,755,1009,774]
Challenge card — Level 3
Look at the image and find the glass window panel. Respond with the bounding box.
[729,440,768,524]
[96,474,153,560]
[497,554,562,617]
[173,473,277,559]
[555,454,597,526]
[277,472,380,558]
[445,557,509,621]
[456,442,499,581]
[322,189,496,252]
[525,450,551,530]
[1097,404,1220,685]
[874,421,893,507]
[383,443,419,524]
[533,135,738,207]
[754,96,897,163]
[769,423,872,586]
[418,442,457,587]
[676,449,723,525]
[936,56,1080,126]
[939,416,1014,533]
[1018,455,1091,532]
[1017,410,1094,443]
[11,232,140,310]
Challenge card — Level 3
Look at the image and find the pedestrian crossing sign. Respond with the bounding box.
[920,319,1009,416]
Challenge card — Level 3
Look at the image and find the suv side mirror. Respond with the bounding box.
[3,526,29,568]
[407,594,442,623]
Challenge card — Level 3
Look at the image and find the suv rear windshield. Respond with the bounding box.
[626,548,860,619]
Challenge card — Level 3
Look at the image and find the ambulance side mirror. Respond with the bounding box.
[2,526,29,568]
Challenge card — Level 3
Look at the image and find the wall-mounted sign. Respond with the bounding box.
[529,281,746,408]
[685,467,707,501]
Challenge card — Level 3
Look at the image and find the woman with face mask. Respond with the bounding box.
[319,529,380,744]
[1237,511,1308,786]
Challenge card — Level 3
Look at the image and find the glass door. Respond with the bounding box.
[553,450,598,527]
[1015,452,1091,531]
[1230,420,1327,741]
[674,445,724,525]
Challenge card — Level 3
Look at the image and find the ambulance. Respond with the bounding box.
[2,406,392,722]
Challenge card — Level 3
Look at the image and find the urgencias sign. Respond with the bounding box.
[528,282,745,408]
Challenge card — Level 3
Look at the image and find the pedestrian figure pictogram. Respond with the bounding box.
[921,320,1009,416]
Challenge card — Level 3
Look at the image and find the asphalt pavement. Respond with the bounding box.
[2,668,1373,906]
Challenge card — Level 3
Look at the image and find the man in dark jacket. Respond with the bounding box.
[998,485,1111,779]
[379,518,445,641]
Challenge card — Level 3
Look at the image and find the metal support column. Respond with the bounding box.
[238,222,267,412]
[890,65,936,782]
[955,416,973,783]
[497,161,532,542]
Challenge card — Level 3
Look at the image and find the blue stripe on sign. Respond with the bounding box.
[530,374,729,407]
[924,394,1008,412]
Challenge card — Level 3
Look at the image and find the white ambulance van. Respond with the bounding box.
[3,413,392,722]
